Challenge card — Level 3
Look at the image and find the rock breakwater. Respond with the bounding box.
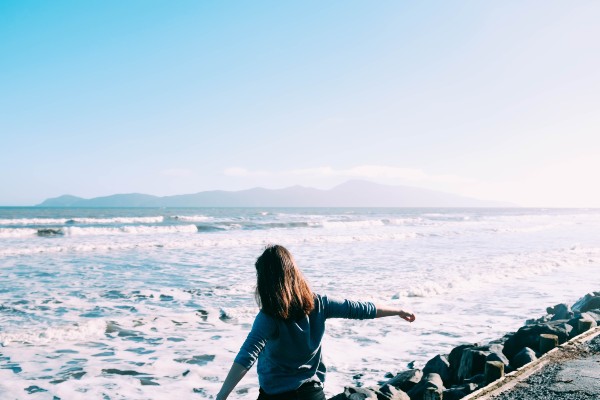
[329,292,600,400]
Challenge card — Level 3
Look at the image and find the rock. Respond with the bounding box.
[457,348,489,382]
[581,310,600,323]
[567,316,581,333]
[485,360,504,384]
[423,387,442,400]
[539,333,558,354]
[344,387,378,400]
[406,373,444,400]
[489,334,512,347]
[487,343,504,353]
[578,318,596,333]
[503,321,572,359]
[463,373,485,386]
[441,388,464,400]
[486,350,510,370]
[553,311,574,321]
[572,293,600,313]
[525,315,551,325]
[196,309,208,321]
[486,343,510,367]
[422,355,451,386]
[547,303,572,320]
[384,369,423,392]
[442,384,478,400]
[36,228,63,237]
[554,321,573,338]
[376,385,410,400]
[448,344,476,384]
[567,313,598,336]
[511,347,537,369]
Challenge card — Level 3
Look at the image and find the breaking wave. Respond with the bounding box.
[0,216,164,225]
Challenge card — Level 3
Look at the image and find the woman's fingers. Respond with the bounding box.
[400,311,416,322]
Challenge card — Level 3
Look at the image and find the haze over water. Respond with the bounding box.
[0,207,599,399]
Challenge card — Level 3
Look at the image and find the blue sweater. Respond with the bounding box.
[234,294,377,394]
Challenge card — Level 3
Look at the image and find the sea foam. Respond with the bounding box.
[1,208,600,398]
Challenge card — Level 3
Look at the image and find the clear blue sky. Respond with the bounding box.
[1,1,599,206]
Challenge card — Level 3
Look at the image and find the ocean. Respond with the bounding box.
[0,207,599,399]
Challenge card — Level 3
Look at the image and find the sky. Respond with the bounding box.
[1,1,599,207]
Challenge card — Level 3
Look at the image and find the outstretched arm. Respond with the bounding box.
[375,304,416,322]
[216,362,248,400]
[218,312,274,399]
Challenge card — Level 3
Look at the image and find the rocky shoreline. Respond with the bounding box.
[329,292,600,400]
[487,331,600,400]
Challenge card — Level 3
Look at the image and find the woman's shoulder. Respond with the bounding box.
[313,293,336,305]
[312,293,330,312]
[252,309,280,337]
[256,308,276,321]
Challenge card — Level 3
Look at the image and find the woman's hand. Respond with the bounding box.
[375,305,416,321]
[216,362,248,400]
[399,310,416,322]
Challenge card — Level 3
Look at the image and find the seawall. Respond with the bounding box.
[329,292,600,400]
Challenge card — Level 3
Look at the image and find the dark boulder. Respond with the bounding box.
[580,310,600,323]
[568,311,600,336]
[384,369,422,393]
[525,315,551,325]
[487,343,509,364]
[448,344,476,384]
[489,334,512,347]
[406,373,444,400]
[422,355,451,386]
[486,351,510,370]
[572,293,600,313]
[376,385,410,400]
[36,228,63,237]
[575,318,597,334]
[457,348,489,382]
[538,333,559,354]
[503,321,572,359]
[547,303,573,321]
[511,347,537,369]
[463,373,485,385]
[485,361,505,384]
[343,387,378,400]
[442,383,478,400]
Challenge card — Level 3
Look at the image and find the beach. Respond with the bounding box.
[1,207,600,399]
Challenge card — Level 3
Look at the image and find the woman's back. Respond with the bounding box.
[235,294,377,394]
[216,245,415,400]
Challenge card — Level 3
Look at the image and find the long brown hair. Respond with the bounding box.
[254,245,315,320]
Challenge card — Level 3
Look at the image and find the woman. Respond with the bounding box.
[217,245,415,400]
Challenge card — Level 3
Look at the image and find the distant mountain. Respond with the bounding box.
[37,180,515,207]
[38,195,86,207]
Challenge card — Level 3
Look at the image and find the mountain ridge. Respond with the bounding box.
[36,180,515,207]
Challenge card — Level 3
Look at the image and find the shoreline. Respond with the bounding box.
[465,326,600,399]
[329,291,600,400]
[2,207,600,398]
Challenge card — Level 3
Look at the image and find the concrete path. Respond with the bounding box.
[490,353,600,400]
[464,326,600,400]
